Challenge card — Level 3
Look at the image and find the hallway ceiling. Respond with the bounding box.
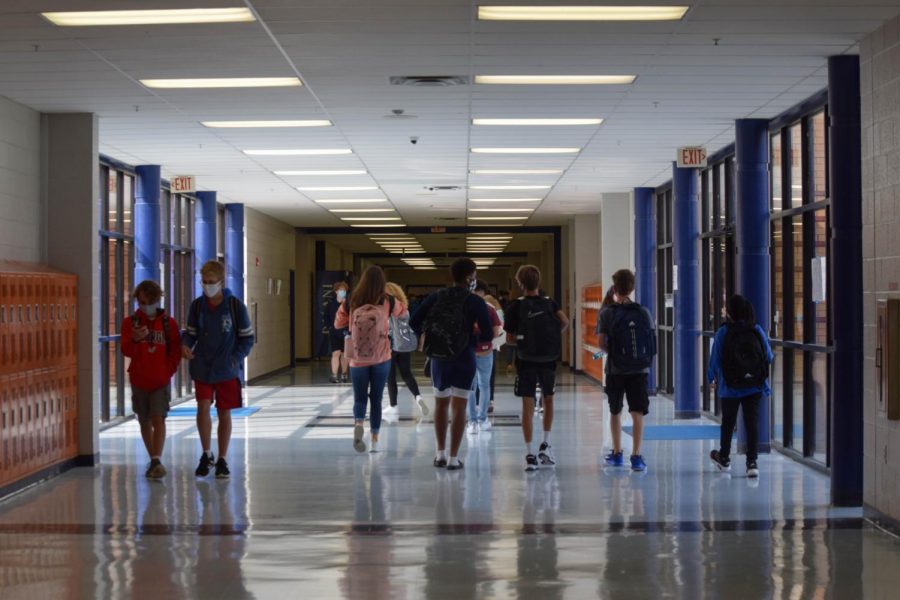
[0,1,896,228]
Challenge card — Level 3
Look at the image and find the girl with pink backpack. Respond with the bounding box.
[335,265,407,453]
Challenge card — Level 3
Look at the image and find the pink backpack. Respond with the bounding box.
[346,299,391,365]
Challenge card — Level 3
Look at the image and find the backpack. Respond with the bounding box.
[422,288,470,359]
[190,295,240,337]
[721,323,769,389]
[515,296,561,363]
[390,310,418,353]
[347,297,392,365]
[607,303,657,372]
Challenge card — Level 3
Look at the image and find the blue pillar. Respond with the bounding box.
[735,119,772,454]
[634,187,657,394]
[225,203,245,302]
[829,55,863,507]
[194,191,218,296]
[134,165,161,287]
[673,163,701,418]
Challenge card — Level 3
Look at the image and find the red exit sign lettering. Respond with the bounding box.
[676,147,707,168]
[171,175,195,194]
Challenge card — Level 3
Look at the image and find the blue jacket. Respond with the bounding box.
[707,322,774,398]
[181,289,255,383]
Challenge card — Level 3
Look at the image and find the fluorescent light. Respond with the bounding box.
[350,224,406,228]
[314,199,386,204]
[468,217,530,220]
[475,75,635,85]
[340,217,402,221]
[412,267,439,270]
[275,170,368,176]
[244,149,351,156]
[469,208,534,213]
[470,169,562,175]
[43,8,256,26]
[473,118,603,126]
[470,185,551,190]
[299,186,378,192]
[477,6,689,22]
[329,209,395,213]
[471,147,580,154]
[202,120,331,128]
[469,198,542,203]
[142,77,300,89]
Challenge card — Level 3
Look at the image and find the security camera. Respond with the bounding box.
[410,136,419,145]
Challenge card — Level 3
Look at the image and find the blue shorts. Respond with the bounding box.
[431,348,476,398]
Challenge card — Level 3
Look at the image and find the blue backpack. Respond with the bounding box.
[608,303,656,372]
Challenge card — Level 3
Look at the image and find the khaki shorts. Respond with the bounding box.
[132,386,171,422]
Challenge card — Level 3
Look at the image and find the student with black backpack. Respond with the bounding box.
[707,294,773,478]
[597,269,656,472]
[504,265,569,472]
[410,258,493,471]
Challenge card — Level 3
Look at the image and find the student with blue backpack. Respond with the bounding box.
[597,269,657,472]
[707,294,773,478]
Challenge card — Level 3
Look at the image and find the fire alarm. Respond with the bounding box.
[255,257,260,267]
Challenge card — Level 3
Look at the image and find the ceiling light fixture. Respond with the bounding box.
[468,198,542,203]
[314,199,386,204]
[244,149,351,156]
[202,120,331,128]
[471,147,580,154]
[470,169,563,175]
[275,170,368,176]
[42,8,256,26]
[329,209,395,213]
[350,224,407,228]
[468,217,530,220]
[340,217,403,221]
[474,75,635,85]
[469,208,534,213]
[469,185,551,190]
[142,77,300,89]
[298,186,378,192]
[477,6,689,22]
[473,118,603,126]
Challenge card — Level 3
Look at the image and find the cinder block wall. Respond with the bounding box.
[0,95,41,262]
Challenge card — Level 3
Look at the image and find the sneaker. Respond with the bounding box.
[479,420,493,432]
[446,458,464,471]
[370,438,380,453]
[466,422,479,436]
[416,395,429,417]
[433,455,448,468]
[525,454,539,472]
[535,399,543,413]
[329,376,340,384]
[195,453,214,477]
[538,442,556,467]
[630,455,647,472]
[383,406,399,423]
[746,460,759,478]
[215,458,230,479]
[710,450,731,472]
[604,450,624,467]
[353,424,366,453]
[147,459,167,479]
[340,375,348,384]
[488,401,495,415]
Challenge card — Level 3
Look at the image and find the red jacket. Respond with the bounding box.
[121,310,182,391]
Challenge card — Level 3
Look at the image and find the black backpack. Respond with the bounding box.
[422,288,470,359]
[721,323,769,389]
[515,296,561,363]
[607,303,656,372]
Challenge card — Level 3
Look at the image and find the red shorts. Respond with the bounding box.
[194,379,242,410]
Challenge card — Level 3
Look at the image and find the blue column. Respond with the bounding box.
[735,119,772,454]
[673,163,701,418]
[634,187,657,393]
[134,165,161,286]
[829,55,863,507]
[194,191,218,296]
[225,203,245,302]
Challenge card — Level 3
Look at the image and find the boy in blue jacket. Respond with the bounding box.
[707,294,773,478]
[181,260,255,478]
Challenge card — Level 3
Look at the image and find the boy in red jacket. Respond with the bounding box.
[121,280,182,479]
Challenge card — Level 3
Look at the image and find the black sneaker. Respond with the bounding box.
[446,458,464,471]
[710,450,731,472]
[215,457,230,479]
[195,453,214,477]
[329,376,340,384]
[488,401,495,415]
[746,460,759,479]
[538,442,557,467]
[525,454,539,472]
[433,456,448,468]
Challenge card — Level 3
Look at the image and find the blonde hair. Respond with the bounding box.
[385,282,408,306]
[484,294,501,311]
[200,260,225,281]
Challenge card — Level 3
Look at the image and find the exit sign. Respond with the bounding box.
[677,147,707,168]
[171,175,195,194]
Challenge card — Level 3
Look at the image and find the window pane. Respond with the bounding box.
[792,215,804,341]
[725,159,735,225]
[811,353,828,464]
[812,112,827,203]
[772,347,784,444]
[665,191,673,243]
[122,174,134,236]
[108,170,119,232]
[703,170,712,232]
[790,124,803,209]
[717,163,726,229]
[160,191,170,245]
[107,239,118,334]
[772,134,782,211]
[793,351,804,451]
[772,220,784,338]
[180,197,192,247]
[814,209,829,345]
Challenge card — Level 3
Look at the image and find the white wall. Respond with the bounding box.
[570,214,603,371]
[0,95,41,262]
[245,208,296,379]
[600,192,635,286]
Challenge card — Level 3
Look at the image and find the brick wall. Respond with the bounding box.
[0,95,41,262]
[861,14,900,520]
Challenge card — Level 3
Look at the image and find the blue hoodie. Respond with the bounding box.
[181,288,255,383]
[707,322,774,399]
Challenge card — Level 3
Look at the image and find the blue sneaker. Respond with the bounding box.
[604,450,624,467]
[630,455,647,472]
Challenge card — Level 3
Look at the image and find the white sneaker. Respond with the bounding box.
[466,422,478,436]
[370,438,380,453]
[382,406,399,423]
[479,420,492,432]
[416,395,429,417]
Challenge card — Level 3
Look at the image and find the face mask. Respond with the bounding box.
[140,303,159,317]
[336,290,347,301]
[468,278,478,292]
[203,282,223,298]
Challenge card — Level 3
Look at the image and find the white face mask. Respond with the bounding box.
[336,290,347,301]
[203,282,223,298]
[468,277,478,292]
[140,303,159,317]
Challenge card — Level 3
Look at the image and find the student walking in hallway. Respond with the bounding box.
[384,282,428,421]
[466,281,504,435]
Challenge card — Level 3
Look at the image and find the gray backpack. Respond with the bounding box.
[390,311,418,353]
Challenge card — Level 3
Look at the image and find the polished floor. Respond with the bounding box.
[1,362,898,599]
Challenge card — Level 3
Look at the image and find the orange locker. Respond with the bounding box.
[581,282,605,383]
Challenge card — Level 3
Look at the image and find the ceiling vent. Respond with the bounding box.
[434,216,462,221]
[383,108,418,119]
[424,185,463,192]
[390,76,469,87]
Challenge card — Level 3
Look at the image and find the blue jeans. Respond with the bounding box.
[350,360,391,433]
[467,352,494,423]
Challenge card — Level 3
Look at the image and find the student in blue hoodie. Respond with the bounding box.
[707,294,773,479]
[181,260,255,479]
